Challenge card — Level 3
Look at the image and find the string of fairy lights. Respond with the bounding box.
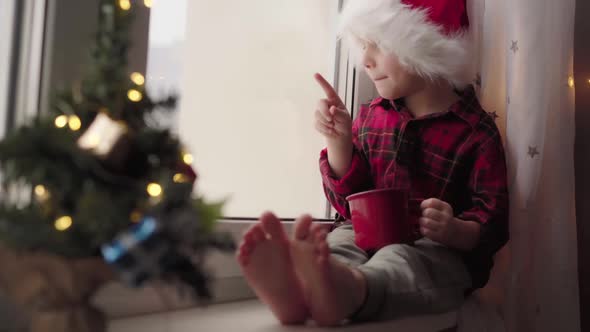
[46,70,194,232]
[53,71,147,131]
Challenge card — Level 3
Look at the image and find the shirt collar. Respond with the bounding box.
[369,85,483,128]
[450,85,484,128]
[369,97,395,110]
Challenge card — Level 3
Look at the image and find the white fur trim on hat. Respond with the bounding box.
[338,0,472,88]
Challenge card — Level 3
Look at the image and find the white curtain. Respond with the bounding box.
[458,1,580,331]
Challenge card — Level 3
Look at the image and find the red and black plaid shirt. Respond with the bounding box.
[319,86,509,289]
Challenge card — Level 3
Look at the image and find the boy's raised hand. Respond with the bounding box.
[313,73,352,141]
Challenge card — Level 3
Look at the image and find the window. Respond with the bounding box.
[4,0,383,312]
[0,0,47,206]
[147,0,344,219]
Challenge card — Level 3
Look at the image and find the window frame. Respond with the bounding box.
[0,0,18,138]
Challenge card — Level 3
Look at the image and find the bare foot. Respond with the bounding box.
[236,212,308,325]
[291,215,367,326]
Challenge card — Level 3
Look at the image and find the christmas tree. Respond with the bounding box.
[0,0,232,299]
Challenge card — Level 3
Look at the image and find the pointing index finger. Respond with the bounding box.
[314,73,344,105]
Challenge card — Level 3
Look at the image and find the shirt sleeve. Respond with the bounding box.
[457,132,510,257]
[319,108,373,219]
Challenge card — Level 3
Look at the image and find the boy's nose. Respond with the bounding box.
[362,50,376,69]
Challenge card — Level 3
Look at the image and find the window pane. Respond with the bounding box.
[148,0,338,218]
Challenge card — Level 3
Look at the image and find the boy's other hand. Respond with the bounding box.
[419,198,481,250]
[419,198,458,246]
[314,73,352,141]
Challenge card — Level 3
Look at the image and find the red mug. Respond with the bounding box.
[346,188,422,252]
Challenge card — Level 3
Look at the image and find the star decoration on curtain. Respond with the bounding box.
[510,40,519,53]
[474,73,482,88]
[528,146,540,158]
[488,111,499,121]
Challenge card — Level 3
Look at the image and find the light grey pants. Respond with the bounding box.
[327,224,472,322]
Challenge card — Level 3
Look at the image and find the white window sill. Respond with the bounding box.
[95,219,470,331]
[98,219,458,332]
[107,299,458,332]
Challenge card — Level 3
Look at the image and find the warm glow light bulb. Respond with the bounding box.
[55,216,73,231]
[127,89,143,102]
[182,153,193,165]
[173,173,189,183]
[147,183,163,197]
[68,115,82,131]
[55,115,68,128]
[34,185,46,197]
[130,72,145,85]
[119,0,131,10]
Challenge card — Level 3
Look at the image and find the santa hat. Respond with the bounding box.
[338,0,472,88]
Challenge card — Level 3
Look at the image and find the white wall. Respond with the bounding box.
[177,0,339,218]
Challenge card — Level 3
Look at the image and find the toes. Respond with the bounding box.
[315,241,330,269]
[243,225,266,251]
[260,211,288,241]
[236,243,251,265]
[243,230,255,244]
[249,224,266,242]
[317,241,329,257]
[313,230,329,254]
[242,224,264,244]
[237,224,267,266]
[310,224,327,241]
[311,225,328,251]
[238,241,253,258]
[236,251,249,266]
[311,227,330,267]
[293,214,313,240]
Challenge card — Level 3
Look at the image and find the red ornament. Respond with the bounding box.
[176,162,198,183]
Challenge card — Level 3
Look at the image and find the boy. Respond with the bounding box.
[236,0,509,326]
